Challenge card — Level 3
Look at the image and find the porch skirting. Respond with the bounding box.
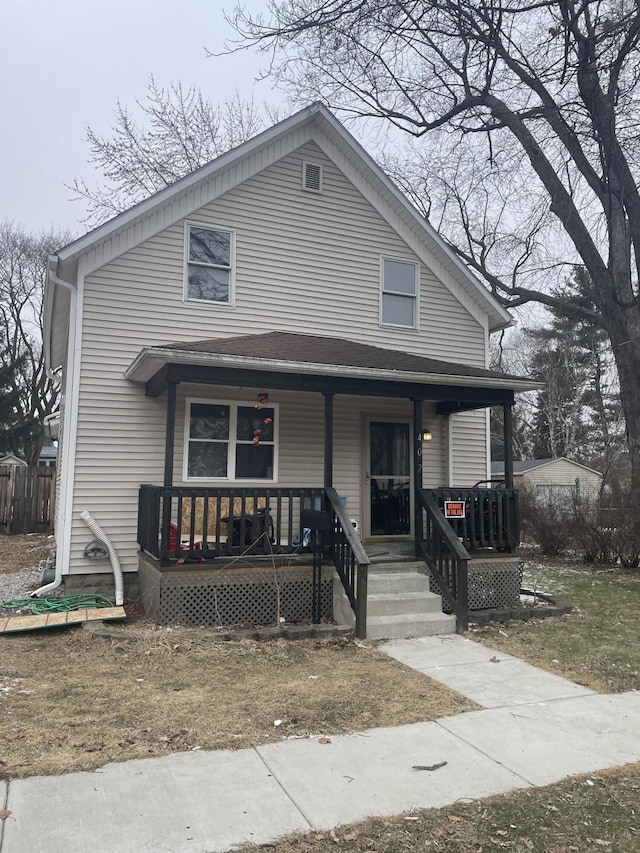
[138,553,333,627]
[427,556,522,612]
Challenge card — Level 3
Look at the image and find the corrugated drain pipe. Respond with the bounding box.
[78,511,124,605]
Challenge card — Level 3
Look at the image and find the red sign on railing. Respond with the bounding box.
[444,500,466,518]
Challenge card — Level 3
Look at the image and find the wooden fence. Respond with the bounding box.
[0,465,56,535]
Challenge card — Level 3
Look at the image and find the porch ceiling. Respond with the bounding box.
[126,331,539,409]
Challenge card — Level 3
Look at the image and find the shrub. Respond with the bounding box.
[571,497,640,567]
[519,485,574,556]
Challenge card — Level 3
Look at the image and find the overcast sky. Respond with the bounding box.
[1,0,278,235]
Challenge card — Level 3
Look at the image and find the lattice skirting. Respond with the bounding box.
[138,554,333,627]
[428,557,522,612]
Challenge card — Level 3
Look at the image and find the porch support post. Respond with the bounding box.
[323,392,334,489]
[164,380,177,487]
[413,398,424,557]
[160,380,178,560]
[503,403,514,490]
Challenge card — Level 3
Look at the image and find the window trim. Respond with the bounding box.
[379,255,420,330]
[183,397,279,483]
[183,221,236,307]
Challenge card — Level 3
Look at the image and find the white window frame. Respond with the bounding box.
[183,397,279,483]
[183,221,236,307]
[379,255,419,330]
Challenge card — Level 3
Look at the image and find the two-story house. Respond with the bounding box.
[42,104,534,637]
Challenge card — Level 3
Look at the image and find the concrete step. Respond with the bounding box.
[366,611,456,641]
[368,560,428,573]
[367,571,430,595]
[368,590,444,618]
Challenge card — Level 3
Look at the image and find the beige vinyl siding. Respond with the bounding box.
[521,460,602,499]
[449,410,489,487]
[79,142,486,366]
[67,143,488,574]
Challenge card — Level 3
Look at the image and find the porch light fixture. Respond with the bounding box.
[420,429,433,442]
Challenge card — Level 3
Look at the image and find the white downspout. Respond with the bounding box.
[79,511,124,606]
[31,265,77,598]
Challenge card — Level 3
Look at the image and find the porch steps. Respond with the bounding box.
[365,564,456,640]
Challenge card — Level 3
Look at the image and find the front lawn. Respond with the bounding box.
[471,558,640,693]
[0,625,476,780]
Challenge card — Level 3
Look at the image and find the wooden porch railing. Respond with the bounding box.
[416,490,470,632]
[138,485,325,561]
[428,486,520,553]
[137,484,369,637]
[325,487,370,638]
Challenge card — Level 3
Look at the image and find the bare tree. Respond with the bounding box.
[0,221,72,464]
[70,78,265,227]
[228,0,640,496]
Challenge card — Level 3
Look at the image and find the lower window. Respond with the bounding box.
[185,400,276,481]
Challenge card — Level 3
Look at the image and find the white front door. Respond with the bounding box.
[365,419,412,537]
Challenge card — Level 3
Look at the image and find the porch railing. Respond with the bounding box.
[138,484,325,561]
[325,487,370,638]
[428,486,520,553]
[137,484,369,637]
[417,490,470,632]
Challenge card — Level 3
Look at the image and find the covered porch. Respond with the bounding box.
[129,332,533,637]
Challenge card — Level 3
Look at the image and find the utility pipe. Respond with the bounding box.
[78,511,124,605]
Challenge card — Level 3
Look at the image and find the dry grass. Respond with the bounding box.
[0,533,52,575]
[0,623,476,780]
[470,558,640,693]
[233,763,640,852]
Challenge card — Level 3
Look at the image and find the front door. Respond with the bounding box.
[366,420,412,537]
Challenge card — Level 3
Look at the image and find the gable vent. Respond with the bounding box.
[303,161,323,193]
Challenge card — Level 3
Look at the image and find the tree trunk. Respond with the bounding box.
[601,303,640,497]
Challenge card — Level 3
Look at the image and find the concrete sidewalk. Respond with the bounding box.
[2,635,640,853]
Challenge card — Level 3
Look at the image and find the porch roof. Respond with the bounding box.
[126,331,539,409]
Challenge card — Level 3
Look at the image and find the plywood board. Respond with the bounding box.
[0,607,126,634]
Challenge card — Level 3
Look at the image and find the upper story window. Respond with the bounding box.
[185,224,234,305]
[380,257,419,329]
[184,399,277,481]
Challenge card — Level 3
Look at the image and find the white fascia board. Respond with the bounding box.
[125,346,540,393]
[44,257,75,372]
[43,258,57,372]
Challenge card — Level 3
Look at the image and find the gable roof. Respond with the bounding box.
[46,103,513,369]
[126,331,537,393]
[491,458,603,477]
[0,453,27,467]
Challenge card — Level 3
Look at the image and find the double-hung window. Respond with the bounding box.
[380,257,419,328]
[185,224,233,304]
[185,400,277,481]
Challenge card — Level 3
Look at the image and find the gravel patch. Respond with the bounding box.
[0,534,54,615]
[0,565,42,611]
